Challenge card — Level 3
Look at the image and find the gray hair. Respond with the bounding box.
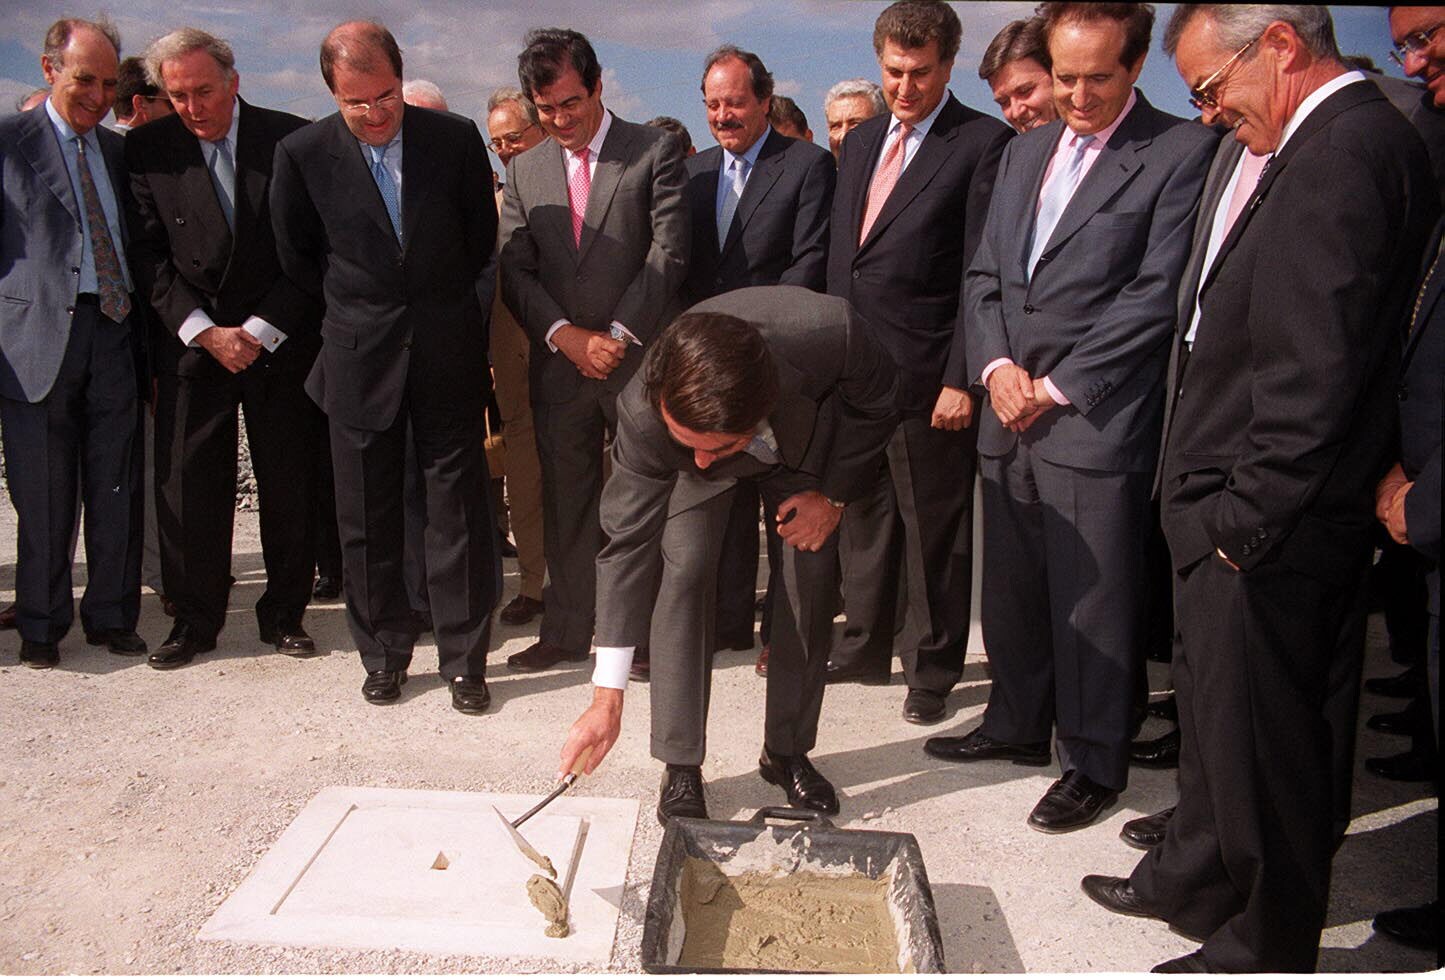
[402,78,447,110]
[487,86,538,125]
[43,18,121,66]
[824,77,886,115]
[144,27,236,88]
[1164,4,1340,61]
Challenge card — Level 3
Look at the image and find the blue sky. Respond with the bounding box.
[0,3,1409,170]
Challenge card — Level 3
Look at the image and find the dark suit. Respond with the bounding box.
[270,106,500,678]
[0,103,142,645]
[684,128,835,645]
[127,100,322,642]
[595,286,897,763]
[826,94,1010,692]
[963,94,1216,791]
[1128,81,1440,971]
[500,113,689,655]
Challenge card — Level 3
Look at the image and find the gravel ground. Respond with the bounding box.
[0,502,1436,975]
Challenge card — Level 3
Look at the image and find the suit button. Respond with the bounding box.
[1242,544,1253,556]
[71,267,79,275]
[192,258,201,267]
[576,273,587,283]
[852,270,860,280]
[175,217,185,226]
[1397,384,1409,401]
[1023,304,1035,314]
[66,306,75,315]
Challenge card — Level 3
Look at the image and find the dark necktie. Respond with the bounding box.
[74,137,130,323]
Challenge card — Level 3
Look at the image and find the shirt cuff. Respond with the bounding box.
[242,316,288,352]
[610,322,640,346]
[1041,376,1070,406]
[980,357,1013,386]
[592,646,634,690]
[545,319,569,353]
[179,307,216,347]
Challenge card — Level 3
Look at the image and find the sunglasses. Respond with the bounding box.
[1188,33,1263,112]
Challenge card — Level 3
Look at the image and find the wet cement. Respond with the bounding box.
[525,874,569,939]
[676,857,900,972]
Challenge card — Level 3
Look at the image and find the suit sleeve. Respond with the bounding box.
[777,149,836,292]
[1201,142,1411,569]
[459,121,499,333]
[1406,441,1441,562]
[1044,130,1216,411]
[944,123,1012,390]
[125,137,212,335]
[498,159,570,347]
[608,135,691,343]
[819,306,900,502]
[268,138,327,302]
[962,137,1017,387]
[594,391,679,647]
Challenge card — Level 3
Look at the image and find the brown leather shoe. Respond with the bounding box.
[755,645,770,676]
[499,594,544,626]
[0,603,16,630]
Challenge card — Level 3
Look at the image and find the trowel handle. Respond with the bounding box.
[563,745,594,783]
[749,805,836,829]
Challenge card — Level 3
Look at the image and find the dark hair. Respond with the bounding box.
[115,57,157,120]
[644,313,779,435]
[873,1,962,63]
[646,115,694,154]
[1038,3,1155,70]
[701,44,774,101]
[517,27,602,100]
[320,21,403,92]
[43,18,121,66]
[769,95,809,134]
[980,17,1051,80]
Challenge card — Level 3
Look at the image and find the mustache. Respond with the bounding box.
[714,120,744,131]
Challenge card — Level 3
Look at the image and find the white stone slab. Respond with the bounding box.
[200,786,639,965]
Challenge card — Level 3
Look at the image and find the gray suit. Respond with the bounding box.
[595,286,897,764]
[964,93,1216,791]
[0,104,142,643]
[499,113,689,654]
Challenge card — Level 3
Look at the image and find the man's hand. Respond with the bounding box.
[554,323,626,380]
[1382,481,1412,546]
[1375,463,1408,523]
[775,490,843,552]
[931,385,975,431]
[197,325,262,374]
[558,686,623,778]
[986,363,1035,425]
[1007,377,1062,433]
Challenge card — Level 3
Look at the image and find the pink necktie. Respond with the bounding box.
[859,123,910,244]
[1223,150,1269,236]
[568,147,591,247]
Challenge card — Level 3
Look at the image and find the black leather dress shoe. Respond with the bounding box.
[1364,665,1422,699]
[1121,806,1175,849]
[923,726,1051,766]
[312,575,342,600]
[362,669,407,704]
[506,640,588,673]
[449,676,491,714]
[759,748,840,814]
[715,630,755,652]
[1146,694,1178,720]
[85,628,148,655]
[1152,951,1211,973]
[1081,874,1159,920]
[1130,727,1181,769]
[498,594,543,626]
[1028,770,1119,833]
[148,622,216,670]
[260,623,317,655]
[657,765,707,825]
[1366,697,1428,735]
[629,646,651,683]
[1365,745,1438,782]
[1373,900,1439,951]
[902,689,946,725]
[824,659,890,685]
[0,603,17,630]
[19,639,59,669]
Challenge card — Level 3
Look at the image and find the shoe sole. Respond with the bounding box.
[757,764,842,814]
[922,745,1051,766]
[1119,830,1164,851]
[507,657,588,673]
[1028,794,1119,834]
[20,659,57,670]
[452,702,491,715]
[363,691,402,704]
[1130,757,1180,770]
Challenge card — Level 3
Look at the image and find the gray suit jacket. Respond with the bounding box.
[593,285,899,646]
[0,106,131,403]
[499,113,690,404]
[965,92,1217,473]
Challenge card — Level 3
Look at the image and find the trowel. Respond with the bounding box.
[492,746,592,878]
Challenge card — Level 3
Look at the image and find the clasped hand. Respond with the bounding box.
[198,325,262,374]
[556,323,626,380]
[987,364,1057,432]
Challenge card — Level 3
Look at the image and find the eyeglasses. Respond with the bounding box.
[340,94,400,117]
[1188,33,1263,112]
[488,121,537,152]
[1389,23,1442,68]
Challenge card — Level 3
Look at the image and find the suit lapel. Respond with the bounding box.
[579,116,630,263]
[232,100,267,245]
[844,118,886,243]
[1404,227,1445,372]
[16,110,81,227]
[692,147,724,259]
[723,130,786,257]
[1174,138,1242,330]
[328,113,398,250]
[1037,97,1153,262]
[399,108,436,254]
[858,97,961,253]
[176,118,232,256]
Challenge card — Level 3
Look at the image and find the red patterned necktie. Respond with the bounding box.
[568,147,591,248]
[74,138,131,323]
[859,122,910,244]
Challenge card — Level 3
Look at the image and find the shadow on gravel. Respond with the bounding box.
[929,881,1027,972]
